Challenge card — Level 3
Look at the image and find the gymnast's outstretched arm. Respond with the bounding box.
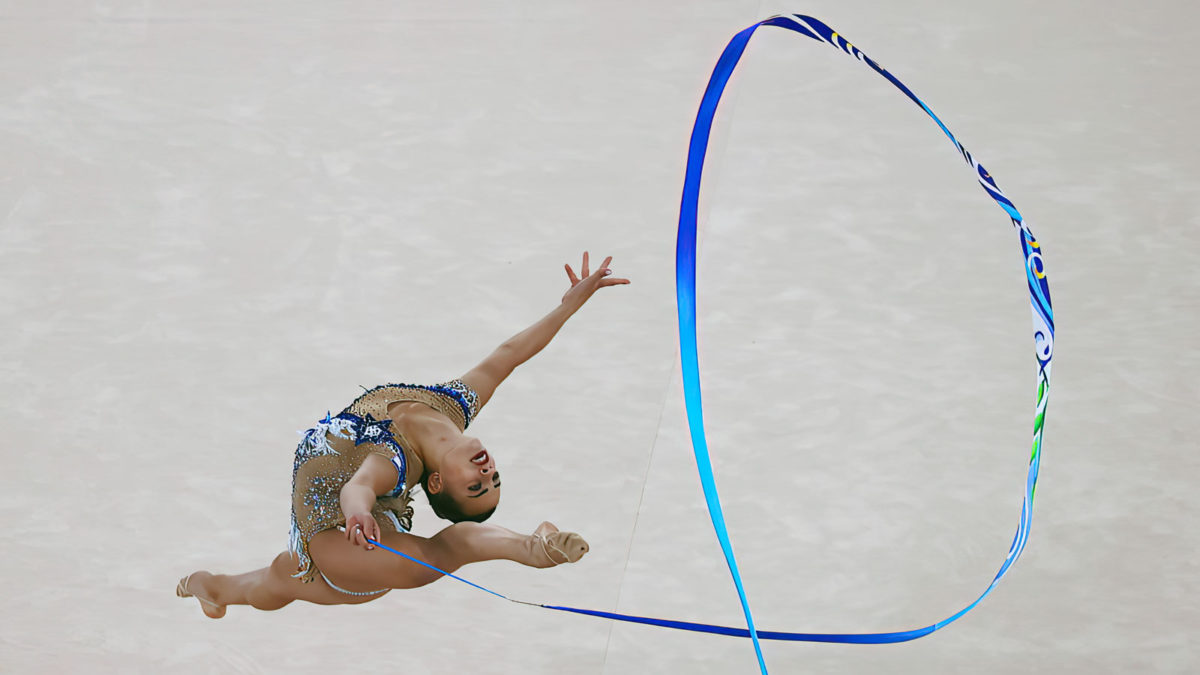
[459,251,629,410]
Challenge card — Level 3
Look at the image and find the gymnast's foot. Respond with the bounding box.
[531,521,589,568]
[177,572,226,619]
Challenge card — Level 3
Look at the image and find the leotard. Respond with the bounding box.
[287,378,480,584]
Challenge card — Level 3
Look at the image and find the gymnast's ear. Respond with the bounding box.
[425,472,443,495]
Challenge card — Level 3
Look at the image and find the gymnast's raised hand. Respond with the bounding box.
[561,251,632,309]
[177,252,626,618]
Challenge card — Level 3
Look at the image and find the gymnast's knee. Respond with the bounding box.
[271,551,300,575]
[250,553,302,610]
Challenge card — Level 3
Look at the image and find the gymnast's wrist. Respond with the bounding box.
[556,299,582,318]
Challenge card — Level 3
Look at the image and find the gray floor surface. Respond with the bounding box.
[2,1,1196,673]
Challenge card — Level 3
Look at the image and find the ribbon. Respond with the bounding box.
[368,15,1054,674]
[674,14,1053,672]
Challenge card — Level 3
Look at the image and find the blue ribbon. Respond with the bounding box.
[674,14,1053,672]
[365,15,1053,674]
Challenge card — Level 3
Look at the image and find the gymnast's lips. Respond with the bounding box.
[470,449,489,465]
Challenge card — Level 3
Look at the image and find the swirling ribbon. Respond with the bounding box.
[674,13,1053,671]
[370,14,1054,674]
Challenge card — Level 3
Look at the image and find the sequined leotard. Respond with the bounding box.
[287,378,480,584]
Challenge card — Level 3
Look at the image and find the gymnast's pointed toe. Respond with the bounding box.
[556,532,589,563]
[535,528,589,566]
[177,572,227,619]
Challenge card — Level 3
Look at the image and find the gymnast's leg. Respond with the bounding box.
[177,522,587,617]
[177,551,356,618]
[310,521,589,592]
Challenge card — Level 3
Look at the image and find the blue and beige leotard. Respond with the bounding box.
[287,378,480,584]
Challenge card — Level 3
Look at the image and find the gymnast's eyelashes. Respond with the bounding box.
[423,436,501,522]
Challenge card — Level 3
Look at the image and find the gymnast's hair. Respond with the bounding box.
[421,474,496,523]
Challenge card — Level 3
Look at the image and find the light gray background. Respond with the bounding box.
[2,1,1196,673]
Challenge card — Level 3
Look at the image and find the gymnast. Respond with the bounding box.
[177,252,630,618]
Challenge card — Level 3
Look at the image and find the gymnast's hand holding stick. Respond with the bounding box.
[177,252,628,618]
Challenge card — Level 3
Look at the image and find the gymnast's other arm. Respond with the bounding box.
[340,453,399,550]
[459,251,630,410]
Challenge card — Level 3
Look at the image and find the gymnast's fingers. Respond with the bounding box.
[581,251,589,277]
[592,256,613,278]
[565,263,579,285]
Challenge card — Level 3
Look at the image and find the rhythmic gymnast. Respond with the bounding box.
[177,252,630,617]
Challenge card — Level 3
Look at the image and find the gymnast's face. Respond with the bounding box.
[437,436,501,516]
